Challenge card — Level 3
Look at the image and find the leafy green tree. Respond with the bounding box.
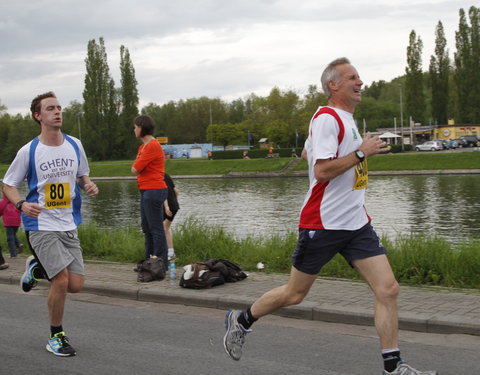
[429,21,450,125]
[61,101,84,140]
[355,97,398,132]
[228,98,247,123]
[265,120,291,147]
[1,114,38,163]
[405,30,426,124]
[119,45,139,158]
[206,123,243,146]
[363,80,388,100]
[83,37,119,160]
[0,99,6,114]
[454,6,480,123]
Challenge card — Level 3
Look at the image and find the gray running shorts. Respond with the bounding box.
[28,230,84,280]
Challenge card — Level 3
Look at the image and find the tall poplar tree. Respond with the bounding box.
[429,21,450,124]
[83,37,119,160]
[454,6,480,123]
[119,45,139,158]
[405,30,425,124]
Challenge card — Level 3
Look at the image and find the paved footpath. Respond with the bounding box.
[1,256,479,336]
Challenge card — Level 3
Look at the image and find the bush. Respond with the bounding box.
[212,148,303,159]
[388,144,413,153]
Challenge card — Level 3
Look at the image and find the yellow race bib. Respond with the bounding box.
[353,159,368,190]
[45,183,71,209]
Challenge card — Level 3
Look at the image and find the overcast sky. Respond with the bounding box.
[0,0,476,115]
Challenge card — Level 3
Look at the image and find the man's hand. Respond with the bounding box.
[359,132,390,157]
[22,202,42,218]
[83,182,99,197]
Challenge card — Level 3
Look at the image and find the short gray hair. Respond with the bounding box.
[321,57,351,98]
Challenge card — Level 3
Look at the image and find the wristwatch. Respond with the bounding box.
[354,149,365,162]
[15,200,26,211]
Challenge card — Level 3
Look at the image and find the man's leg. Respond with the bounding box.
[46,269,83,357]
[224,267,317,360]
[251,266,317,318]
[353,254,399,349]
[6,227,18,257]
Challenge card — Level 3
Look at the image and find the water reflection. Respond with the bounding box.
[80,175,480,242]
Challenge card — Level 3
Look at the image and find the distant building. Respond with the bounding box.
[161,143,215,159]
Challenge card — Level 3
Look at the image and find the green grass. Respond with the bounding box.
[1,151,479,178]
[2,219,479,288]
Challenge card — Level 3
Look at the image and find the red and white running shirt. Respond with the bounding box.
[299,106,370,230]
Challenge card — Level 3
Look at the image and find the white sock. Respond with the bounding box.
[168,248,175,258]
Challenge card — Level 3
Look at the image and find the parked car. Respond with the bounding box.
[460,135,479,147]
[445,139,458,149]
[433,139,448,149]
[454,138,467,147]
[415,140,443,151]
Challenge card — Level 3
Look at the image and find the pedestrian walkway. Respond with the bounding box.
[1,256,479,336]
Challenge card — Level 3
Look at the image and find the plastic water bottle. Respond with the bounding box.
[169,260,176,286]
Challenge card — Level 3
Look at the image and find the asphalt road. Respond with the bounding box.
[1,283,477,375]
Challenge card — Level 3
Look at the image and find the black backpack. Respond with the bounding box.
[136,257,165,283]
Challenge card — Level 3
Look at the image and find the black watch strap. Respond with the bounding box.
[15,200,26,211]
[354,149,365,162]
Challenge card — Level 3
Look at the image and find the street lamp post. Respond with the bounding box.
[399,84,404,151]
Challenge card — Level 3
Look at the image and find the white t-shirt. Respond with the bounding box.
[3,134,90,231]
[299,106,370,230]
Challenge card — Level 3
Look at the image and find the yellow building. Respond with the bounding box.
[433,124,479,140]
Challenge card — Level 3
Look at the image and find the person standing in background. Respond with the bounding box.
[163,173,180,260]
[131,115,168,271]
[0,193,23,258]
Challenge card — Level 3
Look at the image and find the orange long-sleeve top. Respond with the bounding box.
[132,140,167,190]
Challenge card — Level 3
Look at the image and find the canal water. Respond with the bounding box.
[80,175,480,243]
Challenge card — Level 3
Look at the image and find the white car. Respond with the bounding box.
[415,141,443,151]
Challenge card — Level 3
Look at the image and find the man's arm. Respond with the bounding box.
[314,133,389,183]
[2,184,42,218]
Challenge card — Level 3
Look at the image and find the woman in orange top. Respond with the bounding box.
[131,115,168,270]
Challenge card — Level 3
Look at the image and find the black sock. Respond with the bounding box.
[382,350,402,373]
[237,307,257,330]
[51,325,63,337]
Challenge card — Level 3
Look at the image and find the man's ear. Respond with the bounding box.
[33,112,41,122]
[328,80,337,93]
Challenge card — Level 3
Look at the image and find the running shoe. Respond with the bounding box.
[383,361,437,375]
[46,332,76,357]
[20,256,39,292]
[223,309,251,361]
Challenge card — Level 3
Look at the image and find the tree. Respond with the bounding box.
[405,30,426,124]
[429,21,450,125]
[454,6,480,123]
[0,114,38,163]
[265,120,291,147]
[83,37,119,160]
[206,123,243,146]
[119,45,139,158]
[61,101,84,140]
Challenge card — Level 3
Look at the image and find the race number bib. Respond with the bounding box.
[353,160,368,190]
[45,183,71,209]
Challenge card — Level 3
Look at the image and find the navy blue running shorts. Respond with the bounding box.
[291,222,387,275]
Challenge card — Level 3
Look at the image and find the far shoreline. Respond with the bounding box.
[87,168,480,181]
